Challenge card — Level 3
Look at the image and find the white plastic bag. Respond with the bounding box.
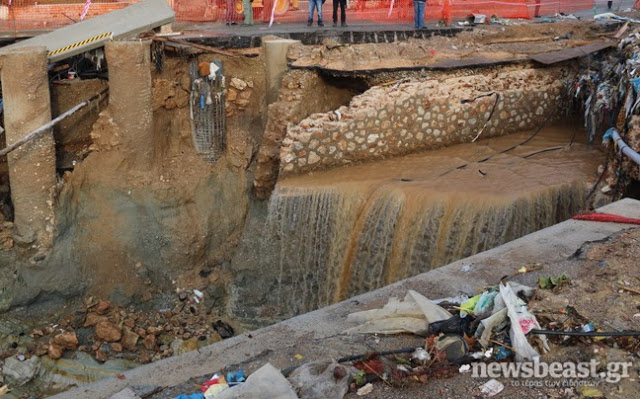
[345,290,451,335]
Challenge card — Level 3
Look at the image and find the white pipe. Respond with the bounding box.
[606,128,640,166]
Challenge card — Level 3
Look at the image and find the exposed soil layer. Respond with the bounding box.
[289,20,618,72]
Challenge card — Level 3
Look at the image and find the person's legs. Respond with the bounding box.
[414,0,419,28]
[317,0,324,25]
[608,1,613,9]
[308,0,315,24]
[243,0,253,24]
[333,0,339,25]
[418,1,425,28]
[340,0,346,25]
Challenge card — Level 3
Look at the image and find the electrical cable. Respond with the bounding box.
[530,329,640,337]
[440,89,570,176]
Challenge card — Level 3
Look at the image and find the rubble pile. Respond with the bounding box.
[0,291,237,389]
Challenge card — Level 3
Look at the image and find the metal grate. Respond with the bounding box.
[189,60,226,163]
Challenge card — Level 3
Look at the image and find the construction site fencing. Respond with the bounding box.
[0,0,635,33]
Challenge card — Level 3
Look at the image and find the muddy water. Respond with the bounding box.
[260,124,601,316]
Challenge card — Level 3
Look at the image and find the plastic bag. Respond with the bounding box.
[345,290,451,335]
[475,308,508,348]
[474,291,497,314]
[288,361,352,399]
[215,363,298,399]
[499,283,540,362]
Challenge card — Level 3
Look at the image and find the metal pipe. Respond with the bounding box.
[604,127,640,166]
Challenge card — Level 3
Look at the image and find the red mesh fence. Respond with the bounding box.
[0,0,619,33]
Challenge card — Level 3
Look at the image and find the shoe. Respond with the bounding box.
[307,20,312,26]
[341,22,347,27]
[231,21,237,25]
[333,22,337,27]
[226,22,230,25]
[318,21,324,26]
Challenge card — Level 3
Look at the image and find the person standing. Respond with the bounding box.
[607,1,613,9]
[413,0,425,29]
[333,0,347,27]
[225,0,238,25]
[308,0,324,27]
[243,0,253,25]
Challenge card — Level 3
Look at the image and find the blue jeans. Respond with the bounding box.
[308,0,323,22]
[414,0,425,29]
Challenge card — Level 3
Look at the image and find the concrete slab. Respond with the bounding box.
[0,0,175,63]
[55,198,640,398]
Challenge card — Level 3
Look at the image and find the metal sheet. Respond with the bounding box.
[530,42,615,65]
[0,0,175,63]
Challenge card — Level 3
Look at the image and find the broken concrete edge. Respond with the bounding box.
[186,27,469,49]
[287,43,617,75]
[288,58,525,75]
[55,198,640,398]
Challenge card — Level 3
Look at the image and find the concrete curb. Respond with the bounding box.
[55,198,640,398]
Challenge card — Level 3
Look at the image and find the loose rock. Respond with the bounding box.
[95,321,122,343]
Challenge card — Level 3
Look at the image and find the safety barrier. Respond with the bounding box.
[0,0,629,32]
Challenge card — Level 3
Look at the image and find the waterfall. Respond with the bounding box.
[247,126,600,319]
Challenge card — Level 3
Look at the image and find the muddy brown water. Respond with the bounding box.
[249,123,602,317]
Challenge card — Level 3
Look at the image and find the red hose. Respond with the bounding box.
[572,213,640,225]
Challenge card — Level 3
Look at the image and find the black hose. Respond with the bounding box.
[336,347,416,363]
[530,329,640,337]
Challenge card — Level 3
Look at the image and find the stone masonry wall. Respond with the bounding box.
[253,69,355,199]
[279,67,568,176]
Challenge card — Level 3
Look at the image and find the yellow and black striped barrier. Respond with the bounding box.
[47,31,113,58]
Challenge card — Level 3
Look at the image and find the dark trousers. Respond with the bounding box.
[333,0,346,24]
[608,1,613,9]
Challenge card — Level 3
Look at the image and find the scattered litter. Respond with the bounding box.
[201,373,229,398]
[294,354,303,360]
[581,323,595,333]
[435,335,468,361]
[458,364,471,373]
[345,290,451,335]
[288,361,352,399]
[411,347,431,364]
[468,14,487,25]
[215,363,297,399]
[226,370,245,387]
[461,264,472,273]
[500,283,547,361]
[174,394,204,399]
[356,383,373,396]
[193,289,204,298]
[480,379,504,397]
[594,12,640,24]
[538,274,570,289]
[430,314,471,335]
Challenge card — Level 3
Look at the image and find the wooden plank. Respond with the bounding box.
[530,42,615,65]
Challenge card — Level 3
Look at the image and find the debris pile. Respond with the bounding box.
[572,23,640,198]
[161,228,640,399]
[0,291,237,390]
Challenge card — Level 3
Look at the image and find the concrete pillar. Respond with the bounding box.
[0,46,56,248]
[105,40,153,168]
[263,39,301,104]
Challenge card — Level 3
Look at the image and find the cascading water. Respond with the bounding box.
[247,125,601,319]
